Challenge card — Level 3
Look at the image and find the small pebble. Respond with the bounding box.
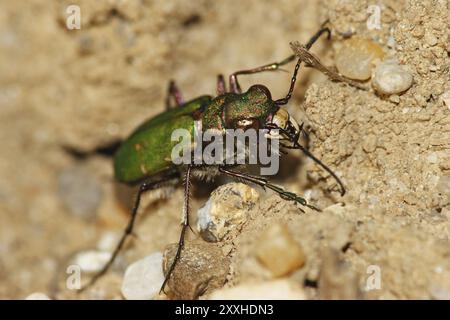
[58,165,103,220]
[362,134,378,153]
[163,241,230,299]
[411,26,425,38]
[115,0,142,21]
[440,91,450,110]
[389,94,400,104]
[424,32,438,46]
[372,59,413,95]
[318,249,362,299]
[25,292,51,300]
[335,37,384,80]
[196,183,259,242]
[429,285,450,300]
[386,36,396,49]
[73,250,111,273]
[209,280,306,300]
[323,203,346,216]
[436,176,450,198]
[427,153,438,164]
[255,222,306,277]
[121,252,164,300]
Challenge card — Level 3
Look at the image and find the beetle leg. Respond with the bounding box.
[228,25,331,94]
[160,165,192,294]
[217,74,227,95]
[218,166,320,212]
[78,175,179,293]
[165,80,184,110]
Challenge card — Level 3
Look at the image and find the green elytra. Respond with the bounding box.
[80,25,346,295]
[113,95,211,183]
[114,85,276,184]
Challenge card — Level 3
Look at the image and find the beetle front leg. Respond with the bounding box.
[218,166,320,212]
[228,24,331,94]
[165,80,184,110]
[160,165,193,293]
[229,57,294,94]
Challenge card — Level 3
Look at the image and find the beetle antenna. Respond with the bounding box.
[274,57,301,106]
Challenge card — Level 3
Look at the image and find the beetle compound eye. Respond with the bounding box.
[236,119,256,130]
[248,84,272,101]
[237,119,252,126]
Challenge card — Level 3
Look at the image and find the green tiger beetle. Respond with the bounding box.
[80,25,345,294]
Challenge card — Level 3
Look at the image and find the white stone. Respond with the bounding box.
[426,153,438,164]
[429,285,450,300]
[372,60,413,95]
[121,252,164,300]
[196,183,259,242]
[209,280,306,300]
[97,231,120,252]
[73,250,111,273]
[25,292,51,300]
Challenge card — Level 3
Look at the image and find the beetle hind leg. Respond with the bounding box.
[78,173,180,293]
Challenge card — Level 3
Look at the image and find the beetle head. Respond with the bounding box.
[265,107,346,197]
[224,84,275,130]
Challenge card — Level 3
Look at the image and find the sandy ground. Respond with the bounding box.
[0,0,449,299]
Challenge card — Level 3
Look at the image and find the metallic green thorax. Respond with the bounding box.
[202,85,276,131]
[114,85,277,184]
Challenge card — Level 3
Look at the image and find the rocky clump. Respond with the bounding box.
[163,241,230,299]
[196,183,259,242]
